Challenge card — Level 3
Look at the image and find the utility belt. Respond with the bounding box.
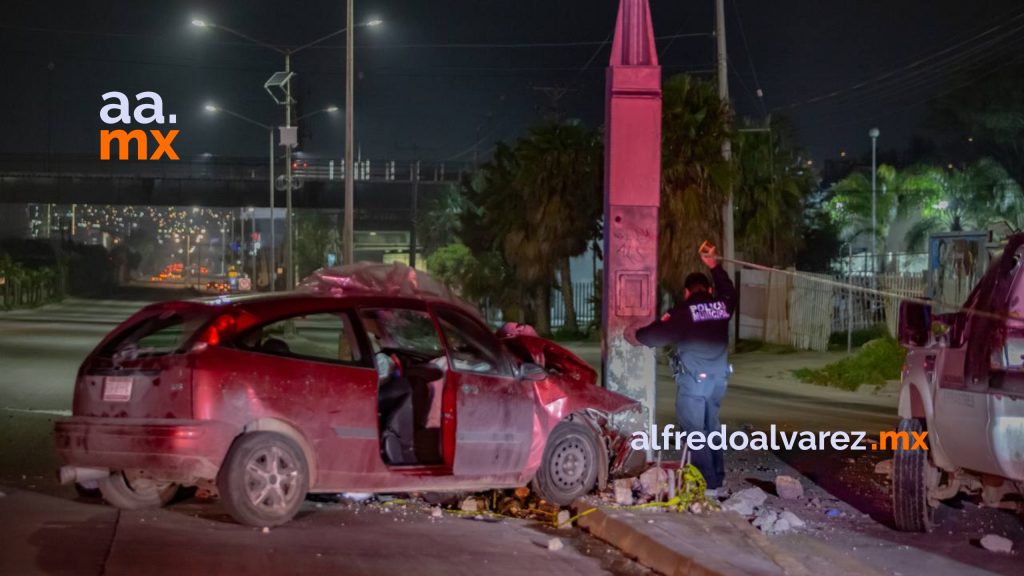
[668,351,733,381]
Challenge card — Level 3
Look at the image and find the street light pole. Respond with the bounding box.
[193,16,380,273]
[268,128,276,291]
[869,127,880,274]
[344,0,356,266]
[285,52,295,290]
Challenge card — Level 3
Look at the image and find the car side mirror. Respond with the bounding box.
[898,300,932,347]
[517,362,547,382]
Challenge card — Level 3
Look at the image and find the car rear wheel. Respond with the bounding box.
[98,471,178,510]
[218,432,309,527]
[892,418,937,532]
[533,420,600,506]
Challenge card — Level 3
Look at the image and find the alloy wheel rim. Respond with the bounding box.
[244,446,301,513]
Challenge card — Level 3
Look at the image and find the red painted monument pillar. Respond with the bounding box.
[603,0,661,430]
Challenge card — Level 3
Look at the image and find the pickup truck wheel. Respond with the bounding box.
[218,432,309,527]
[533,421,600,507]
[891,418,935,532]
[98,472,178,510]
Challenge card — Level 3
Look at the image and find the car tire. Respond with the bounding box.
[892,418,935,532]
[218,432,309,527]
[98,471,178,510]
[532,420,600,507]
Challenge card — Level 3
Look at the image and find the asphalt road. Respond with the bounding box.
[0,297,1020,575]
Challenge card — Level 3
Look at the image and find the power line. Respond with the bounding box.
[730,0,767,117]
[772,6,1024,112]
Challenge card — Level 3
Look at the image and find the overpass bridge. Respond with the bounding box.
[0,154,468,227]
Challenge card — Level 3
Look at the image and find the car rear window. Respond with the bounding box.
[99,309,209,358]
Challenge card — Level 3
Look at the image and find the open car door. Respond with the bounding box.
[433,305,535,476]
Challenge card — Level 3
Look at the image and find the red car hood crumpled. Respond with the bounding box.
[298,262,480,314]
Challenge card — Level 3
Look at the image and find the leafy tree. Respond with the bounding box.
[417,183,464,259]
[733,116,816,267]
[659,74,735,294]
[513,122,602,334]
[828,160,1023,253]
[460,123,602,335]
[294,211,339,279]
[929,61,1024,186]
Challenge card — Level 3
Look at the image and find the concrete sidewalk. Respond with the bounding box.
[572,498,878,576]
[570,496,1010,576]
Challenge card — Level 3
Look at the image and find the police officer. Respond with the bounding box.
[631,243,735,489]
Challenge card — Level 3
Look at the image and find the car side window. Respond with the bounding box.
[235,311,365,366]
[435,307,511,376]
[357,308,443,358]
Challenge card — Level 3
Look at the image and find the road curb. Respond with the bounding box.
[570,499,811,576]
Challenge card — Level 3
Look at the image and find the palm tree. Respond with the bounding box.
[514,122,602,335]
[659,74,734,294]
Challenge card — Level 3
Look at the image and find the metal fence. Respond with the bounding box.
[0,272,65,310]
[550,281,598,330]
[830,273,927,336]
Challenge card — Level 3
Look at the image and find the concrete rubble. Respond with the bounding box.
[753,509,806,535]
[979,534,1013,554]
[774,475,804,500]
[547,537,564,551]
[638,466,669,497]
[722,486,768,516]
[873,459,893,476]
[612,478,634,506]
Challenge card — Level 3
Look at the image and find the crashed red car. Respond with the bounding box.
[54,264,644,526]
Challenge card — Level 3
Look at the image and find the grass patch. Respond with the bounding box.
[734,339,798,354]
[828,324,889,351]
[794,336,906,391]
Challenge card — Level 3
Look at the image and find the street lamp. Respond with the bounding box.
[869,127,880,275]
[205,103,276,292]
[192,14,382,285]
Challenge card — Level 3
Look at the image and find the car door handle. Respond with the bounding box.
[461,384,479,395]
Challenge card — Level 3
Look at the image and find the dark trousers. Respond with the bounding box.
[674,371,728,488]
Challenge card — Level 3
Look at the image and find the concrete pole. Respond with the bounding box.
[603,0,661,435]
[285,53,294,290]
[269,129,276,292]
[344,0,356,265]
[716,0,734,277]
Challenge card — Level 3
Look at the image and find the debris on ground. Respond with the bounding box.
[556,510,572,529]
[639,466,669,498]
[873,459,893,476]
[980,534,1013,554]
[342,492,374,503]
[460,497,483,513]
[721,486,767,516]
[613,478,634,506]
[430,507,443,519]
[547,537,564,551]
[825,508,842,518]
[261,527,270,534]
[774,475,803,500]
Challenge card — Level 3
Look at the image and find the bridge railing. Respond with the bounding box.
[0,154,471,184]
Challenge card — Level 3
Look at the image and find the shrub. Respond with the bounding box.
[828,324,889,351]
[794,336,906,391]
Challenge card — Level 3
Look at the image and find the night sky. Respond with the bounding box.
[2,0,1021,164]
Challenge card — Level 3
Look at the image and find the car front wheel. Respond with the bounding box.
[892,418,937,532]
[218,432,309,527]
[98,471,178,510]
[533,420,600,506]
